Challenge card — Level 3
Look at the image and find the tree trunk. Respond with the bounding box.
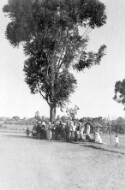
[50,106,56,123]
[49,55,56,123]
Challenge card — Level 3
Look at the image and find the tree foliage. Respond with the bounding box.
[66,105,79,120]
[24,54,77,107]
[3,0,107,120]
[3,0,107,45]
[113,79,125,109]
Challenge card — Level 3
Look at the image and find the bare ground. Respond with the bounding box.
[0,130,125,190]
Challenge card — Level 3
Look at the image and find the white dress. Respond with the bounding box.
[80,126,85,139]
[86,125,90,135]
[115,137,119,144]
[95,132,103,143]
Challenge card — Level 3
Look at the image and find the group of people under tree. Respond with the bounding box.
[27,118,103,144]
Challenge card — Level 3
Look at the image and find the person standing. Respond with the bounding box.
[61,122,66,141]
[36,121,42,139]
[26,127,30,137]
[85,122,92,141]
[115,135,119,147]
[65,121,71,142]
[80,123,85,141]
[55,121,59,140]
[75,122,81,141]
[94,128,103,144]
[71,121,76,141]
[59,120,64,140]
[86,123,91,135]
[41,121,46,139]
[46,122,52,140]
[51,122,55,140]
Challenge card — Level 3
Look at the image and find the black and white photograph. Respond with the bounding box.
[0,0,125,189]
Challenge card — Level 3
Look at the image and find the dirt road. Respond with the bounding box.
[0,130,125,190]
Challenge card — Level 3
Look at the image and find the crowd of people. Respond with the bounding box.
[26,119,104,144]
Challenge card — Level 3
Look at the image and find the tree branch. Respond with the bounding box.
[39,91,50,106]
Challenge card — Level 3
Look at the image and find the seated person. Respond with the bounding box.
[94,131,103,144]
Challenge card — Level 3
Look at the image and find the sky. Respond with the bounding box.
[0,0,125,119]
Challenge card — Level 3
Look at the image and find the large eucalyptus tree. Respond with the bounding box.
[3,0,107,121]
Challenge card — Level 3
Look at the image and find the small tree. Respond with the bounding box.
[113,79,125,110]
[66,105,79,120]
[3,0,107,122]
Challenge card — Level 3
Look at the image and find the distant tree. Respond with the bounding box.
[115,117,125,124]
[66,105,79,120]
[113,79,125,110]
[110,117,125,134]
[60,115,70,123]
[12,116,20,120]
[3,0,107,122]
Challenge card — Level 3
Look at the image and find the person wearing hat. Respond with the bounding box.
[41,121,46,139]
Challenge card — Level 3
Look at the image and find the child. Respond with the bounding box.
[115,135,119,147]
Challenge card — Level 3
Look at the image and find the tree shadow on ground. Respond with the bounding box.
[3,134,70,144]
[3,134,35,140]
[2,133,125,155]
[80,143,125,155]
[0,130,25,134]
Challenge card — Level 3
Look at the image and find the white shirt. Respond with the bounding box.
[86,124,90,134]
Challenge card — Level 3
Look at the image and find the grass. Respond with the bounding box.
[1,124,125,154]
[1,123,33,130]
